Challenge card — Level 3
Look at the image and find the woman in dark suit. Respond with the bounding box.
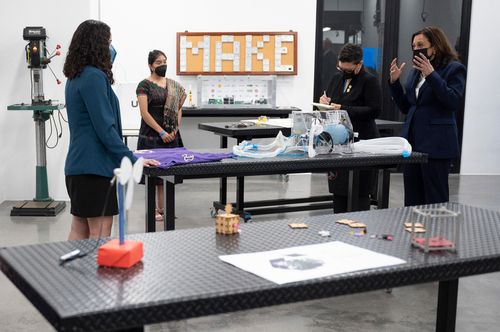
[389,26,466,206]
[319,43,382,212]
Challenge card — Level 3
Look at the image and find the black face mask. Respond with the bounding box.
[154,64,167,77]
[413,48,431,59]
[342,71,355,80]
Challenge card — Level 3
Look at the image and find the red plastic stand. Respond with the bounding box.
[97,239,143,268]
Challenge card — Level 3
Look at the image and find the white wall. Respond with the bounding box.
[461,0,500,174]
[101,0,317,149]
[0,0,316,201]
[0,0,99,201]
[1,0,498,201]
[101,0,316,112]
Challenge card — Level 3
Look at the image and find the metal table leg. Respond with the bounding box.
[219,136,228,205]
[347,170,360,212]
[145,176,156,232]
[236,176,245,215]
[164,177,176,231]
[377,169,390,209]
[436,279,459,332]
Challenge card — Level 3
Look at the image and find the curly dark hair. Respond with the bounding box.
[338,44,363,64]
[63,20,114,84]
[411,26,459,67]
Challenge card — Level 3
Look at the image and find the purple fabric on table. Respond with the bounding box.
[134,147,233,169]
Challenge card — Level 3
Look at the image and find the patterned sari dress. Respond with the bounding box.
[136,78,186,150]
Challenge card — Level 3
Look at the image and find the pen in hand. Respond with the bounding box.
[320,90,331,105]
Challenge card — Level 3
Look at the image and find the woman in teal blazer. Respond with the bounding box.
[63,20,158,240]
[389,26,466,206]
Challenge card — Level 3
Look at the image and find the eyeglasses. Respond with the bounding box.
[337,62,360,73]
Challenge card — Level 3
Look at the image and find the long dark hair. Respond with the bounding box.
[411,26,459,67]
[148,50,166,73]
[63,20,114,84]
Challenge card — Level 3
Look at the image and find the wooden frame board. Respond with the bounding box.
[176,31,297,75]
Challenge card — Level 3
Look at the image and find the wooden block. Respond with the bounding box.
[404,222,424,228]
[288,223,308,229]
[336,219,355,225]
[405,227,426,233]
[348,222,367,228]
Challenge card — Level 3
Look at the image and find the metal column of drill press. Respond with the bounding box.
[7,26,66,216]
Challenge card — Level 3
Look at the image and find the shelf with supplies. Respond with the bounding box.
[177,31,297,75]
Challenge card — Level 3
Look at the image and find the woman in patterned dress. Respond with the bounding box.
[136,50,186,221]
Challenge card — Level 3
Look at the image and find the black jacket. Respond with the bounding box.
[325,67,382,139]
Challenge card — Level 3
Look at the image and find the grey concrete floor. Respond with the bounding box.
[1,174,500,331]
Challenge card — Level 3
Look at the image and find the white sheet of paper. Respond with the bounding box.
[311,102,335,110]
[222,35,234,42]
[263,59,270,71]
[219,241,406,285]
[257,41,264,48]
[244,118,292,127]
[263,35,270,42]
[186,42,192,48]
[245,56,252,71]
[192,47,199,55]
[257,53,264,60]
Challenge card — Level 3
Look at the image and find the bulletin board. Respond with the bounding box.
[176,31,297,75]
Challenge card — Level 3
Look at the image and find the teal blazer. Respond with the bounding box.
[65,66,137,177]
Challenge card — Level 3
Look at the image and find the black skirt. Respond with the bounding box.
[66,175,118,218]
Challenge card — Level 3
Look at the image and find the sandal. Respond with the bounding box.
[155,208,164,221]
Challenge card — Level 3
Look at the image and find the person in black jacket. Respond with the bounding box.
[319,43,382,213]
[389,26,466,206]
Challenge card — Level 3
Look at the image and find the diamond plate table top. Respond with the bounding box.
[143,151,427,177]
[2,202,500,331]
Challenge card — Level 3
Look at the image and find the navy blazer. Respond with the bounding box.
[389,61,466,159]
[65,66,137,178]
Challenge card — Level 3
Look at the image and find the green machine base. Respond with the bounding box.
[11,200,66,217]
[7,103,66,217]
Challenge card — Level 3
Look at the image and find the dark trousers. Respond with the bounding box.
[333,195,371,213]
[403,158,451,206]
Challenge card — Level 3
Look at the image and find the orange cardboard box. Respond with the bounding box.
[97,239,143,268]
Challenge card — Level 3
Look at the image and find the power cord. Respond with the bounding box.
[46,110,67,149]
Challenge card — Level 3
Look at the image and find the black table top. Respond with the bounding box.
[199,122,292,138]
[182,106,299,117]
[2,203,500,331]
[199,119,403,138]
[143,151,427,178]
